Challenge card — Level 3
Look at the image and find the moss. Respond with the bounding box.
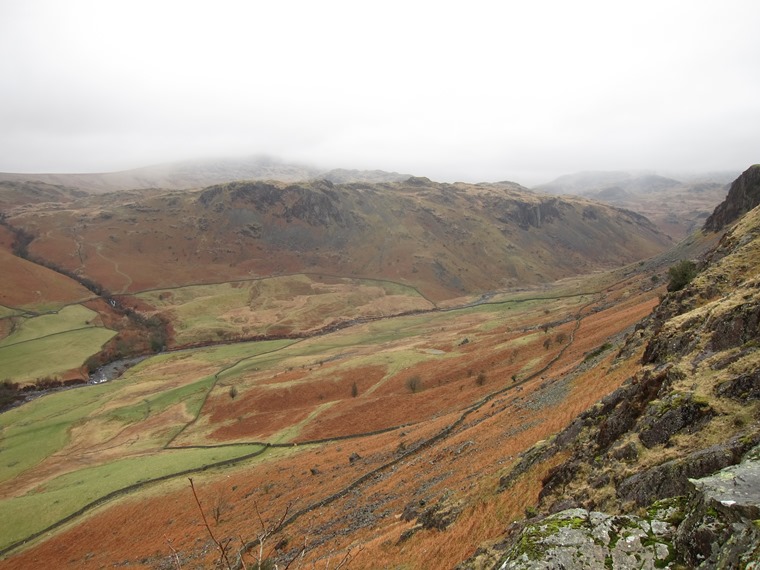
[647,496,688,526]
[654,542,676,568]
[513,528,544,561]
[510,515,590,561]
[608,529,620,549]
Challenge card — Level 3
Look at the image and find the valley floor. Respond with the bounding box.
[0,248,696,569]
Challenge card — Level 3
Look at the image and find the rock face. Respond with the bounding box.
[616,436,758,507]
[499,446,760,569]
[704,164,760,231]
[675,445,760,568]
[498,508,677,569]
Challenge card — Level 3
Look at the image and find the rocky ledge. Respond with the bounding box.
[498,445,760,569]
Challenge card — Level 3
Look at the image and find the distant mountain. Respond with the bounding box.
[535,170,730,239]
[535,170,737,195]
[0,180,88,209]
[321,168,410,184]
[0,156,410,194]
[535,171,652,195]
[5,177,671,301]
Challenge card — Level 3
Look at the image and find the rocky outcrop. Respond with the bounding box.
[398,494,464,543]
[674,445,760,568]
[486,167,760,568]
[497,508,677,569]
[498,445,760,569]
[715,370,760,401]
[704,164,760,231]
[617,435,759,507]
[636,393,714,449]
[198,180,354,228]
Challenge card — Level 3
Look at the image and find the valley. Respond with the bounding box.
[0,164,757,569]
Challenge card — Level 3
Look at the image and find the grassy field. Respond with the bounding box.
[0,443,266,551]
[0,305,99,347]
[0,306,21,319]
[0,382,122,484]
[0,327,116,382]
[136,274,433,346]
[0,304,116,383]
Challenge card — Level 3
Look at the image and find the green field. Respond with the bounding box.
[0,304,116,382]
[0,306,21,319]
[0,444,266,550]
[0,305,102,348]
[0,381,122,484]
[0,327,116,382]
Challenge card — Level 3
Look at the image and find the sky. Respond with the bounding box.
[1,1,759,186]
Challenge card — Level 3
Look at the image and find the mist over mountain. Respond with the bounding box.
[0,155,411,194]
[535,170,735,239]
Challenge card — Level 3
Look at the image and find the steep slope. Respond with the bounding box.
[5,178,670,301]
[704,164,760,231]
[473,166,760,568]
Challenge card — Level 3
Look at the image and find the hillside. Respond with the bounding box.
[4,178,670,303]
[464,165,760,568]
[1,166,756,570]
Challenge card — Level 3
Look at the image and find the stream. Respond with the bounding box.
[88,355,149,384]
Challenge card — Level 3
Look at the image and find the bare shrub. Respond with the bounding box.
[406,375,422,393]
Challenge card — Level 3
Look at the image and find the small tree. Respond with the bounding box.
[406,375,422,393]
[475,371,487,386]
[667,260,698,292]
[351,381,358,397]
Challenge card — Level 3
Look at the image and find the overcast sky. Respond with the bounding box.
[1,1,758,185]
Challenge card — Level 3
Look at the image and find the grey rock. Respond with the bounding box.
[674,444,760,568]
[617,435,756,506]
[637,393,714,448]
[497,508,675,569]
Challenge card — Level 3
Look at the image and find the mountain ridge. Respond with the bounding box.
[4,177,671,301]
[0,156,411,193]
